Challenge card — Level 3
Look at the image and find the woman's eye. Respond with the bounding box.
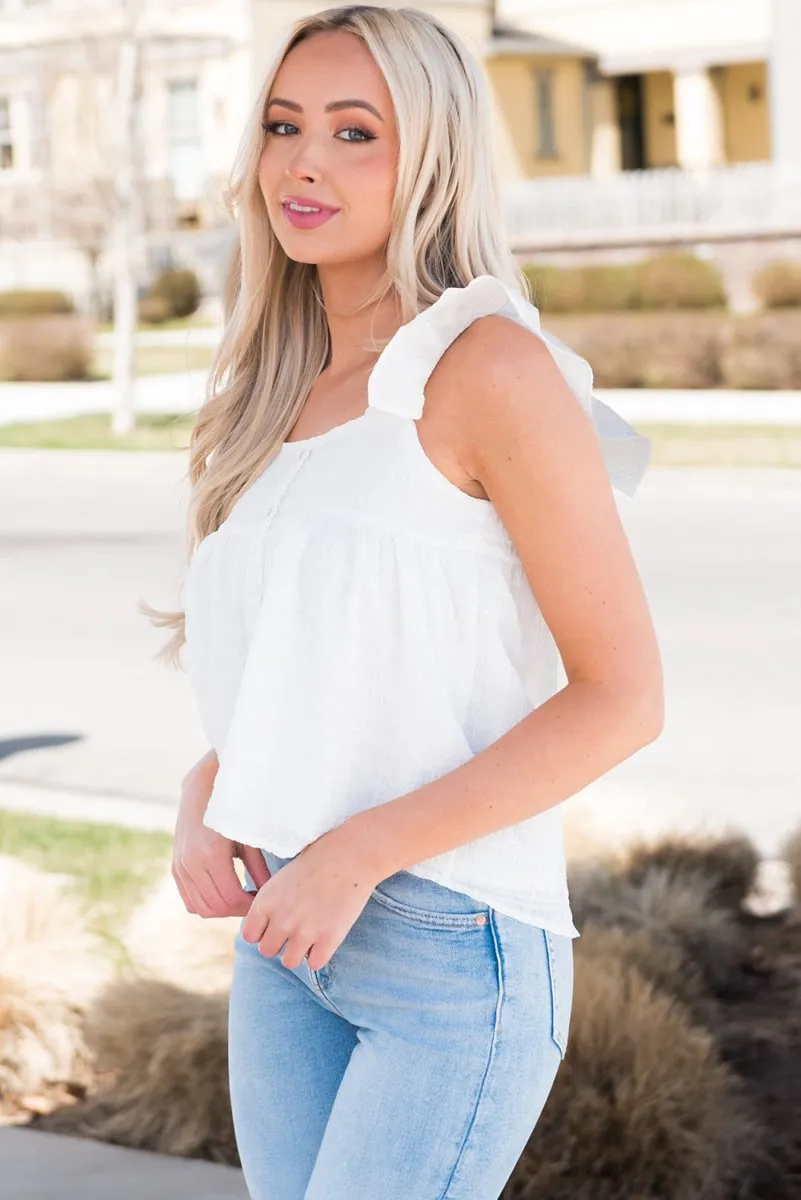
[261,120,374,143]
[336,126,375,143]
[262,120,296,136]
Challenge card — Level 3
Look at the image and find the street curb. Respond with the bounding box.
[0,781,177,832]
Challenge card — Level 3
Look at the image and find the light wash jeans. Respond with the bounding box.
[229,848,574,1200]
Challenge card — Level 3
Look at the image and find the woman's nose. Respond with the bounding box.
[287,150,322,184]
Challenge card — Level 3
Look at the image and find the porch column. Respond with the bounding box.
[589,76,621,176]
[769,0,801,162]
[673,64,725,168]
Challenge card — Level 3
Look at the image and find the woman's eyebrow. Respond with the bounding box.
[266,97,384,122]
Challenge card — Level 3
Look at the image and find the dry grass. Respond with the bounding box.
[6,825,801,1196]
[35,978,236,1163]
[779,823,801,911]
[568,861,747,995]
[0,315,93,382]
[622,832,760,912]
[547,309,801,389]
[504,953,762,1200]
[0,855,110,1119]
[122,865,241,995]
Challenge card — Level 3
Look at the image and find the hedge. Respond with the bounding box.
[546,309,801,389]
[0,291,75,319]
[523,255,727,314]
[0,315,93,382]
[752,260,801,310]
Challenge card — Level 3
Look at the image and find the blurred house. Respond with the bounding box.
[255,0,801,272]
[0,0,252,302]
[1,0,799,306]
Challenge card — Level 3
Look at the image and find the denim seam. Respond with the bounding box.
[307,966,349,1021]
[235,926,348,1021]
[543,929,567,1058]
[438,906,506,1200]
[369,888,486,930]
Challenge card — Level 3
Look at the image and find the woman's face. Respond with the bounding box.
[259,30,399,269]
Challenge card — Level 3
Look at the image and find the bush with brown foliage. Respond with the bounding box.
[0,290,74,318]
[18,829,801,1198]
[568,861,748,995]
[752,260,801,309]
[779,822,801,910]
[0,314,93,382]
[526,265,640,315]
[523,255,726,315]
[623,832,760,912]
[136,295,173,325]
[637,253,726,311]
[147,268,201,320]
[717,311,801,389]
[503,951,763,1200]
[0,856,108,1119]
[35,978,236,1164]
[547,309,801,389]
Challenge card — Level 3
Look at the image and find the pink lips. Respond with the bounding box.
[281,196,340,230]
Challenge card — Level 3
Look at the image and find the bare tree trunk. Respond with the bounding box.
[111,28,140,436]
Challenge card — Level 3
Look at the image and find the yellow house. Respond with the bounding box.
[251,0,774,184]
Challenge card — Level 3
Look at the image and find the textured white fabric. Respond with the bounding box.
[183,274,651,937]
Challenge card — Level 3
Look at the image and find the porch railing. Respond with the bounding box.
[501,161,801,250]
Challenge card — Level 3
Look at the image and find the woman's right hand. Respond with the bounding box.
[172,748,272,918]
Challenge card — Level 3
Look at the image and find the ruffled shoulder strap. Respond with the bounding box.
[367,273,651,497]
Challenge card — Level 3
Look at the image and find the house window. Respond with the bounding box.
[167,79,203,202]
[534,68,557,159]
[0,98,13,169]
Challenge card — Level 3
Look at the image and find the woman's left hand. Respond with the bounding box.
[240,824,383,970]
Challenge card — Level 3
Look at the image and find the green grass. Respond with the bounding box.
[91,344,215,377]
[1,413,800,465]
[0,412,195,451]
[95,316,217,334]
[638,423,801,468]
[0,809,173,967]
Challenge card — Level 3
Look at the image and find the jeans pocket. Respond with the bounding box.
[370,876,490,931]
[542,928,574,1059]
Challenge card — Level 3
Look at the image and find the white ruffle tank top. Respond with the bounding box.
[183,274,651,938]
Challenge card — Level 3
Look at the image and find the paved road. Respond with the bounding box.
[1,450,799,857]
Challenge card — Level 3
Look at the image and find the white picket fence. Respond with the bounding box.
[501,161,801,249]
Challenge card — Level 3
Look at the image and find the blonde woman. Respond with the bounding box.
[163,5,663,1197]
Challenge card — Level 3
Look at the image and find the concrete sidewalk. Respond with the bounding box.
[1,1127,249,1199]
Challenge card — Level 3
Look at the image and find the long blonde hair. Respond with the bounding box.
[144,3,529,665]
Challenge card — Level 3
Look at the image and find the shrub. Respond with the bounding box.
[525,266,590,314]
[510,951,762,1199]
[545,309,801,389]
[147,268,201,319]
[636,253,726,311]
[718,312,801,389]
[779,822,801,908]
[137,294,173,325]
[547,313,724,388]
[0,314,93,382]
[581,265,641,312]
[524,255,726,314]
[752,260,801,309]
[0,290,75,318]
[637,317,722,388]
[623,832,760,912]
[524,264,640,314]
[567,860,747,995]
[36,977,237,1164]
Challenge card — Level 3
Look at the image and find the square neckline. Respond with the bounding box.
[278,275,503,452]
